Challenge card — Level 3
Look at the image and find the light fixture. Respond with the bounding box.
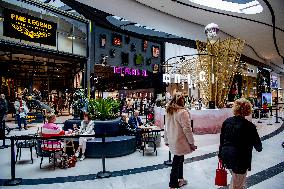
[187,0,263,14]
[68,35,75,40]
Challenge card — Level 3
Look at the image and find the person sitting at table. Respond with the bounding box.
[119,113,139,135]
[42,114,65,138]
[41,114,65,158]
[128,110,143,130]
[128,110,143,148]
[75,112,95,161]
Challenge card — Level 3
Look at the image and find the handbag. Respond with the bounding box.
[68,155,76,168]
[215,159,227,186]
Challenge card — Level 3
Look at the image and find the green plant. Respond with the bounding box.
[88,98,120,120]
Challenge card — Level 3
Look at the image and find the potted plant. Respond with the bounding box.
[88,98,120,120]
[88,97,121,136]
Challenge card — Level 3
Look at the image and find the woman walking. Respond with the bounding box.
[164,93,197,189]
[219,98,262,189]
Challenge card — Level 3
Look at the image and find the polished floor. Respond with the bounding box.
[0,113,283,189]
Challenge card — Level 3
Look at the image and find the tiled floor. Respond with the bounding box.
[0,113,283,188]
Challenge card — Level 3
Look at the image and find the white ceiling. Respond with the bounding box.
[76,0,284,73]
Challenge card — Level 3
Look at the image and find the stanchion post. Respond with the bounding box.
[4,136,22,186]
[164,151,172,166]
[267,113,272,125]
[97,134,111,178]
[275,107,280,123]
[257,109,262,123]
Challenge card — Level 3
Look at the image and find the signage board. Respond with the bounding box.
[113,66,148,77]
[3,9,57,46]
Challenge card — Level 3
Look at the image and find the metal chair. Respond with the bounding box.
[15,135,36,164]
[38,138,64,169]
[141,130,160,156]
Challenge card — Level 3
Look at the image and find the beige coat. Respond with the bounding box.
[164,107,195,156]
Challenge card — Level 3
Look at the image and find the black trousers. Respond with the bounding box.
[169,155,184,188]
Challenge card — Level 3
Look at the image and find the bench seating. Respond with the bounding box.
[85,136,136,158]
[63,118,136,158]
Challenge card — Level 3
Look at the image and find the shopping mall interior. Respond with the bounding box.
[0,0,283,188]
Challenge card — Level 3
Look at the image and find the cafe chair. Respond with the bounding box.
[141,130,159,156]
[38,138,64,169]
[15,135,37,164]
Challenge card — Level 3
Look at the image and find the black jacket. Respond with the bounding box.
[118,119,135,135]
[219,116,262,174]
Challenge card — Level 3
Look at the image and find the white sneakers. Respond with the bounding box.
[75,151,85,161]
[75,151,80,158]
[80,155,85,161]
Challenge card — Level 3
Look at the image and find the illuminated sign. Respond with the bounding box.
[163,74,196,89]
[26,113,44,123]
[113,66,148,77]
[3,9,57,46]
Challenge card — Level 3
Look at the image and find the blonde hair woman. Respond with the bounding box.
[219,98,262,189]
[164,93,197,189]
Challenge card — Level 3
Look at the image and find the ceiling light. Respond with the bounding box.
[187,0,263,14]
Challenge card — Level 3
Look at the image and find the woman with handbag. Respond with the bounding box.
[164,93,197,189]
[219,98,262,189]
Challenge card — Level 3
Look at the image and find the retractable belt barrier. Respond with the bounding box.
[2,126,169,185]
[2,134,103,186]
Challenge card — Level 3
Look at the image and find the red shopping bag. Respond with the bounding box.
[215,159,227,186]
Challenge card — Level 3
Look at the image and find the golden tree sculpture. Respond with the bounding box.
[196,38,245,108]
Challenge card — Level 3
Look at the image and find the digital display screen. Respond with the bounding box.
[271,75,278,88]
[113,34,122,46]
[152,46,160,58]
[135,54,144,66]
[262,93,272,106]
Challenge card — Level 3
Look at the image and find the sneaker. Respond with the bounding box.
[75,151,80,157]
[24,127,28,130]
[80,155,85,161]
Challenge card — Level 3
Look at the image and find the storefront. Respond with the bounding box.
[88,17,165,100]
[0,0,88,115]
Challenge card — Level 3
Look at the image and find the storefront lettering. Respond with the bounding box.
[4,9,57,46]
[10,13,53,30]
[163,74,199,89]
[113,66,148,77]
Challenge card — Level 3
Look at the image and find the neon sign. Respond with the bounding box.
[113,66,148,77]
[3,9,57,46]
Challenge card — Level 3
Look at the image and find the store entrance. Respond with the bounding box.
[0,50,84,115]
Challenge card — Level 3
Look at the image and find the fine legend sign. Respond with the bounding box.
[3,9,57,46]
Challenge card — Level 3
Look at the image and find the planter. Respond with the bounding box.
[63,117,121,136]
[94,117,121,136]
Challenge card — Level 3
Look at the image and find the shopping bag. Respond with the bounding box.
[215,159,227,186]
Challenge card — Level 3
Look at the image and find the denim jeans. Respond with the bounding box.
[16,114,27,129]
